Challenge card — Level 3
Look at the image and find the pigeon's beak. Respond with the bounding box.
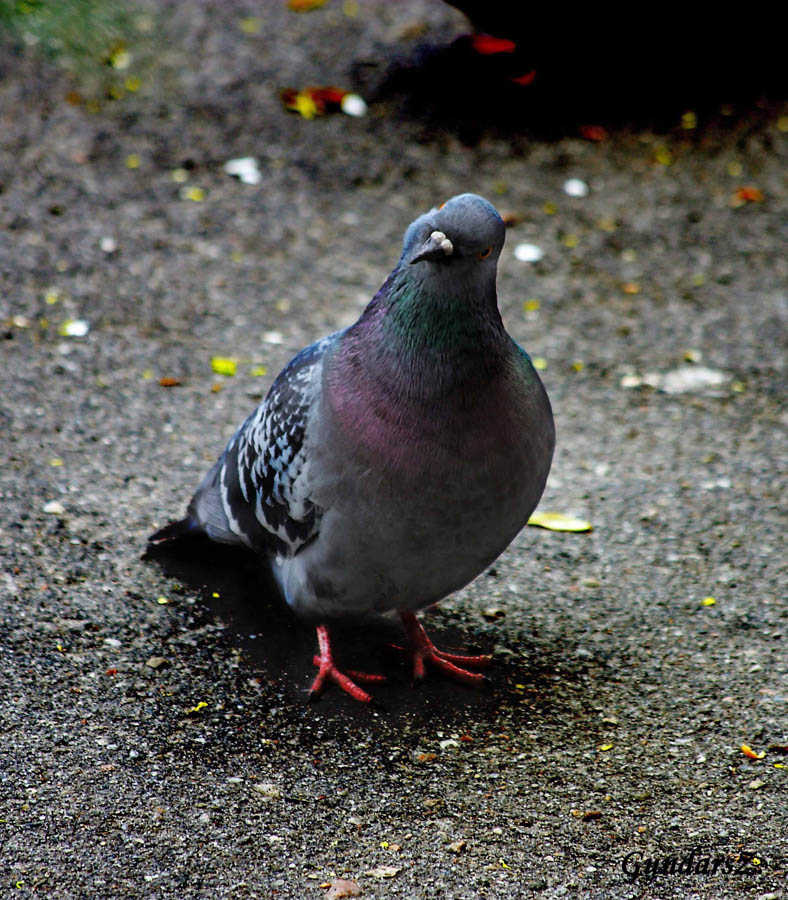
[410,230,454,265]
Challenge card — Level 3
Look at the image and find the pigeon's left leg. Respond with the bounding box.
[398,611,491,686]
[308,625,387,704]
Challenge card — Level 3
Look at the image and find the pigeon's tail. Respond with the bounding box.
[149,456,246,548]
[148,516,202,545]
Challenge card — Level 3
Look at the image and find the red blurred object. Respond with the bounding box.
[510,69,537,86]
[471,33,517,55]
[579,124,608,141]
[280,86,350,116]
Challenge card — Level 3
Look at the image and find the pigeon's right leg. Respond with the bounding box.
[308,625,386,704]
[397,611,491,686]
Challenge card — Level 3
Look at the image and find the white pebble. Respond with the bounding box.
[43,500,66,515]
[252,782,281,801]
[658,366,730,394]
[224,157,262,185]
[514,243,544,263]
[262,330,284,345]
[62,319,90,337]
[563,178,589,197]
[99,236,117,253]
[341,93,367,117]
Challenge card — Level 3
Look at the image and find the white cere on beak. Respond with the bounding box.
[430,230,454,256]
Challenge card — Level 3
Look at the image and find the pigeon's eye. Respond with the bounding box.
[478,246,492,260]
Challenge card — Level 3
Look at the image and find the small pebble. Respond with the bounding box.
[224,157,262,185]
[146,656,168,669]
[60,319,90,337]
[563,178,589,197]
[514,243,544,263]
[252,782,281,800]
[341,93,367,117]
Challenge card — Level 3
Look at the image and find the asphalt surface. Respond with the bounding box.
[1,3,786,899]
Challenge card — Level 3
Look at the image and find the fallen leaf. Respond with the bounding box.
[366,866,400,879]
[146,656,168,670]
[730,186,764,208]
[180,186,204,202]
[325,879,362,899]
[527,511,593,533]
[281,86,361,119]
[211,357,237,376]
[741,744,766,760]
[159,376,182,387]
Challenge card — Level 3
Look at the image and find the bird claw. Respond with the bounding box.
[395,612,491,687]
[307,625,386,704]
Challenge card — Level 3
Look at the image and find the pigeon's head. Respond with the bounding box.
[403,194,506,271]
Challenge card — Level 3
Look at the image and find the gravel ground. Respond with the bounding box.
[1,3,786,899]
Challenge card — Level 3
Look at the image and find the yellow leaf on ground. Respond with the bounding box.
[211,357,237,376]
[527,512,593,533]
[741,744,766,760]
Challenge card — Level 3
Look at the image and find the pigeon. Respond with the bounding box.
[150,193,555,703]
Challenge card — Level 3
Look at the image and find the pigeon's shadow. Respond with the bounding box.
[144,536,521,726]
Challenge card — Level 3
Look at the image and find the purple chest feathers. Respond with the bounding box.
[323,346,531,481]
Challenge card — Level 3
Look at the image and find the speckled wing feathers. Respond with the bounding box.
[196,338,330,557]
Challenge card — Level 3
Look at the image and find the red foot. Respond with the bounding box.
[308,625,386,704]
[397,612,491,686]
